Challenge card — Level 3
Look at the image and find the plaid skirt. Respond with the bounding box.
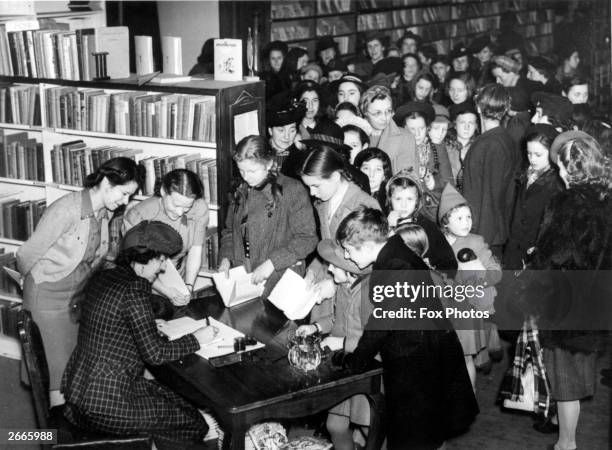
[543,347,597,401]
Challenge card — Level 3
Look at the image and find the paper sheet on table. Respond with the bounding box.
[157,317,208,341]
[268,269,318,320]
[156,260,190,296]
[196,317,264,359]
[233,110,259,144]
[211,266,264,308]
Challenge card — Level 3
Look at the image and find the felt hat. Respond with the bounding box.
[121,220,183,256]
[316,36,337,55]
[450,43,469,60]
[300,62,323,79]
[266,93,305,128]
[549,130,593,164]
[301,120,351,153]
[293,80,321,99]
[528,56,556,76]
[366,71,396,89]
[469,35,493,54]
[531,91,573,124]
[449,100,477,122]
[394,101,435,127]
[432,104,450,123]
[438,183,468,223]
[372,56,402,77]
[493,55,521,74]
[325,57,348,75]
[317,239,366,275]
[524,123,560,143]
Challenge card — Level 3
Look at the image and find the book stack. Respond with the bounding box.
[0,130,44,182]
[139,154,218,204]
[0,21,130,81]
[43,86,216,142]
[50,140,142,186]
[0,197,46,241]
[0,85,41,126]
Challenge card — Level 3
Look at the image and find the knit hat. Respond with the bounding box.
[394,101,435,127]
[300,62,323,79]
[317,239,366,275]
[432,104,450,123]
[121,221,183,256]
[531,91,573,124]
[549,130,593,164]
[438,183,468,223]
[493,55,521,74]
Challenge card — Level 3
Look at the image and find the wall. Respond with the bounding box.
[157,0,220,75]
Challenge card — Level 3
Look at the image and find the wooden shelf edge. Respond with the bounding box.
[0,237,23,246]
[0,122,43,131]
[0,334,21,360]
[0,292,22,303]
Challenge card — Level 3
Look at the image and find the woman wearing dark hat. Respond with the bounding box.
[468,35,495,87]
[219,135,317,296]
[61,221,218,449]
[503,124,564,270]
[527,56,562,95]
[449,43,470,75]
[530,91,574,132]
[267,96,305,168]
[316,36,339,70]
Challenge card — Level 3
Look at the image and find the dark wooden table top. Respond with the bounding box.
[152,289,383,416]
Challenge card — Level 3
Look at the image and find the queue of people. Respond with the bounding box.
[16,17,611,450]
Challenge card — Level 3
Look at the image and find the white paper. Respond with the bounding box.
[156,260,190,296]
[268,269,318,320]
[233,110,259,144]
[195,317,264,359]
[211,266,264,308]
[157,316,208,341]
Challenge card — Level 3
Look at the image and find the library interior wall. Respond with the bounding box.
[157,0,220,76]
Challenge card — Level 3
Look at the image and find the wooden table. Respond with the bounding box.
[150,291,385,450]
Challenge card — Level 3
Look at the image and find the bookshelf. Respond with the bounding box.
[268,0,555,58]
[0,75,265,361]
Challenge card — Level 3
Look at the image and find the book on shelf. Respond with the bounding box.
[42,85,216,142]
[0,197,46,242]
[94,26,130,79]
[134,35,154,76]
[0,85,41,126]
[161,36,183,76]
[0,130,44,182]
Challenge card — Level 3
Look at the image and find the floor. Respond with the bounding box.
[0,346,610,450]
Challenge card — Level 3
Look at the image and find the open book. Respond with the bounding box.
[156,316,208,341]
[268,269,318,320]
[211,266,264,308]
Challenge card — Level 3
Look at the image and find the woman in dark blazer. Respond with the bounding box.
[61,222,217,449]
[219,135,318,297]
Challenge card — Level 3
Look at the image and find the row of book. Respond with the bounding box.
[43,86,216,142]
[0,84,41,126]
[271,1,313,19]
[0,197,46,241]
[451,2,501,20]
[316,17,353,38]
[271,23,311,43]
[0,130,44,182]
[0,20,131,81]
[51,139,219,204]
[391,6,450,28]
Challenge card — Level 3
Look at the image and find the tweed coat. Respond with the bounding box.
[61,266,207,446]
[376,119,419,174]
[219,173,318,296]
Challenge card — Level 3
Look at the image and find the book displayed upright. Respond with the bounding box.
[161,36,182,75]
[134,35,154,75]
[214,39,242,81]
[93,26,130,79]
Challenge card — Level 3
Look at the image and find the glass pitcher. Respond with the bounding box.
[287,331,322,372]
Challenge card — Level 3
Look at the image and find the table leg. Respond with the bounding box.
[365,392,385,450]
[224,418,249,450]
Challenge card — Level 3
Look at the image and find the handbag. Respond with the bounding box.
[502,363,536,412]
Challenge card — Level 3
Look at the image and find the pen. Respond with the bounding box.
[205,317,210,326]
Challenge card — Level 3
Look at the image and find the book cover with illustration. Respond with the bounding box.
[214,39,242,81]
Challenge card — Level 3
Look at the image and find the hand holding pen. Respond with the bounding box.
[193,317,220,347]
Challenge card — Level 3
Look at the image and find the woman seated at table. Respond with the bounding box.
[61,221,218,449]
[218,135,318,297]
[122,169,209,318]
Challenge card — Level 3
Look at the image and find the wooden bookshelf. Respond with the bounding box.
[268,0,555,58]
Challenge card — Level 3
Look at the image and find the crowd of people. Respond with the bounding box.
[16,10,611,450]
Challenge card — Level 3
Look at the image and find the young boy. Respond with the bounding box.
[333,206,478,450]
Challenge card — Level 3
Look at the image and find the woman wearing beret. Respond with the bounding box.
[122,169,209,316]
[62,221,218,449]
[17,157,142,402]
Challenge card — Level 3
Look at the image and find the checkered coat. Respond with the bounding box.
[61,266,207,445]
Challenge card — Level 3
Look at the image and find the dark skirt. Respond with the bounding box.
[543,347,597,401]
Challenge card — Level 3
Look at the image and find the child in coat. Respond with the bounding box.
[438,183,502,387]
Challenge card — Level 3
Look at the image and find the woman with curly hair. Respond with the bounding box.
[523,131,612,450]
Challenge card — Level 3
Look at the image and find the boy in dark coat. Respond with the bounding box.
[332,206,478,450]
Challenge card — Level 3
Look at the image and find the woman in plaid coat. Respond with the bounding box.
[61,221,215,449]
